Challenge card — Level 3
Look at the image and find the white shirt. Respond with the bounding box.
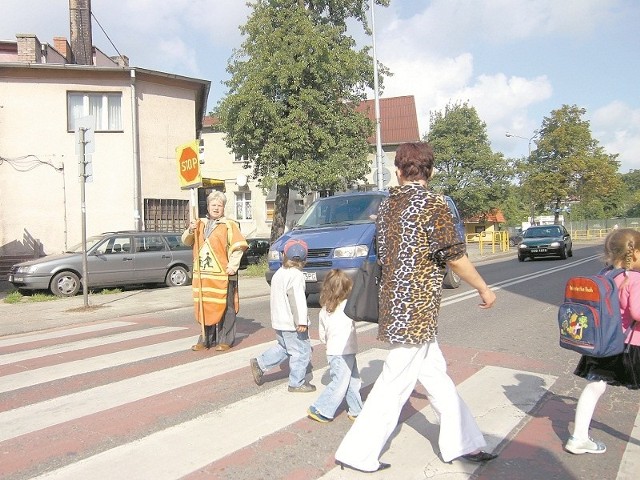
[270,266,308,331]
[319,300,358,355]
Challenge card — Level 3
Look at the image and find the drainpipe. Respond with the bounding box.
[130,68,142,231]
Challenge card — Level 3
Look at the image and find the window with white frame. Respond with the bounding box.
[67,92,123,132]
[235,192,252,220]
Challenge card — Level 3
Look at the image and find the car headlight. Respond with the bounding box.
[334,245,369,258]
[267,249,281,261]
[550,241,561,248]
[518,244,528,250]
[17,265,39,274]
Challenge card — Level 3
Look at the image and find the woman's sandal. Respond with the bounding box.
[336,461,391,472]
[460,451,498,462]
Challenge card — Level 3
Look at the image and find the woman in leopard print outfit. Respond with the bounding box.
[335,142,498,473]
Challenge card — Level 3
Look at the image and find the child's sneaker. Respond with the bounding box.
[347,414,358,422]
[565,436,607,454]
[288,383,316,393]
[307,406,332,423]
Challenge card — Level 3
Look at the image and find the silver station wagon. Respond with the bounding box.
[8,231,193,296]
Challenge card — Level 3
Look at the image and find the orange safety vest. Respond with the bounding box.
[191,219,248,326]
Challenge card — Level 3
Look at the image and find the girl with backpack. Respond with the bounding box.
[566,228,640,454]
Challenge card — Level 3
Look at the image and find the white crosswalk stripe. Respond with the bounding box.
[1,319,637,479]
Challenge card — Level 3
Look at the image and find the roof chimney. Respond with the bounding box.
[69,0,93,65]
[53,37,72,63]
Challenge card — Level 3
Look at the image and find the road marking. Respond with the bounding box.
[618,406,640,479]
[0,321,136,348]
[0,338,320,442]
[0,326,186,365]
[320,366,557,479]
[31,348,387,480]
[442,254,600,306]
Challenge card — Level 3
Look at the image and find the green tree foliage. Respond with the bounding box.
[218,0,388,241]
[426,102,512,219]
[621,170,640,217]
[523,105,624,223]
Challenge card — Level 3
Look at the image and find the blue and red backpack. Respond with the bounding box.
[558,268,626,357]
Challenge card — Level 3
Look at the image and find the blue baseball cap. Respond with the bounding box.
[284,239,308,261]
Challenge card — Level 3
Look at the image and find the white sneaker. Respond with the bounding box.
[565,436,607,454]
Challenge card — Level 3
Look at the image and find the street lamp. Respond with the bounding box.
[506,131,539,226]
[370,0,384,190]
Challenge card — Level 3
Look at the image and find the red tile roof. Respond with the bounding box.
[203,95,420,146]
[356,95,420,145]
[466,209,507,223]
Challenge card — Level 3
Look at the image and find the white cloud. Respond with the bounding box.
[591,102,640,173]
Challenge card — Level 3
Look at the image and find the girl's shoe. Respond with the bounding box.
[347,413,358,421]
[307,406,332,423]
[565,436,607,454]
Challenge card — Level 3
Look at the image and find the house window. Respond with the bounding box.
[294,199,305,214]
[266,200,275,222]
[234,153,246,163]
[235,192,252,220]
[67,92,123,132]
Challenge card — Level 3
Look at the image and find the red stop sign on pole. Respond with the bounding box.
[176,141,202,189]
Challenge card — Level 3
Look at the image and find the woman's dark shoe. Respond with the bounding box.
[336,461,391,472]
[460,451,498,462]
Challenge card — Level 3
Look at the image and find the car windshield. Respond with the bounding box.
[294,195,383,229]
[524,227,562,238]
[66,235,106,253]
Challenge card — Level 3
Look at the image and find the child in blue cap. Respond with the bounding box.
[250,239,316,392]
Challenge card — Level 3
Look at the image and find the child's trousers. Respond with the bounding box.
[257,329,312,388]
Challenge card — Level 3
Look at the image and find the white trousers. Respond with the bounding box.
[335,341,486,471]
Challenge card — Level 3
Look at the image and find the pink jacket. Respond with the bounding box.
[615,270,640,346]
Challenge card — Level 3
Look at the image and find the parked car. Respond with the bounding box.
[8,231,192,296]
[239,237,270,269]
[517,225,573,261]
[265,191,466,294]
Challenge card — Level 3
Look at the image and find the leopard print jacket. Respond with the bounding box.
[376,184,466,345]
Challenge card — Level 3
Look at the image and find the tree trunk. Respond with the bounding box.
[270,184,290,243]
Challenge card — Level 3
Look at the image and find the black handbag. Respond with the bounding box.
[344,260,382,323]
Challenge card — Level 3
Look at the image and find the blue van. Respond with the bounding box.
[265,191,465,293]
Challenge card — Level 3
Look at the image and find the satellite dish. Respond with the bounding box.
[236,174,248,187]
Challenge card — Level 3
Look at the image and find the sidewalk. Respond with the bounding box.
[0,244,515,337]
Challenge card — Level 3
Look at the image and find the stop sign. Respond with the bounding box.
[179,146,199,182]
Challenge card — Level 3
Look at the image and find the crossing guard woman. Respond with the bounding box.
[182,191,248,352]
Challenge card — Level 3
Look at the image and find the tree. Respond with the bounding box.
[218,0,389,241]
[523,105,624,224]
[426,102,512,219]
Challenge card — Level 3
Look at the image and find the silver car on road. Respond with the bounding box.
[8,231,192,296]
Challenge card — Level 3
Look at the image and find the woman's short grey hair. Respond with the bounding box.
[207,190,227,206]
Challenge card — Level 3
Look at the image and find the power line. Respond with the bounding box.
[91,11,124,61]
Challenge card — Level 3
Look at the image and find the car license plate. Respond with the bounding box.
[303,272,317,282]
[530,248,547,253]
[11,276,22,282]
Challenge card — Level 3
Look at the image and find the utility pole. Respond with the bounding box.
[76,116,95,307]
[370,0,384,190]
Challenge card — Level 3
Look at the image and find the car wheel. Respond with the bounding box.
[568,246,573,257]
[560,246,568,260]
[166,265,189,287]
[518,254,525,262]
[442,268,461,289]
[50,271,81,297]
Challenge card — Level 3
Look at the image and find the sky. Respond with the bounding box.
[2,0,639,172]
